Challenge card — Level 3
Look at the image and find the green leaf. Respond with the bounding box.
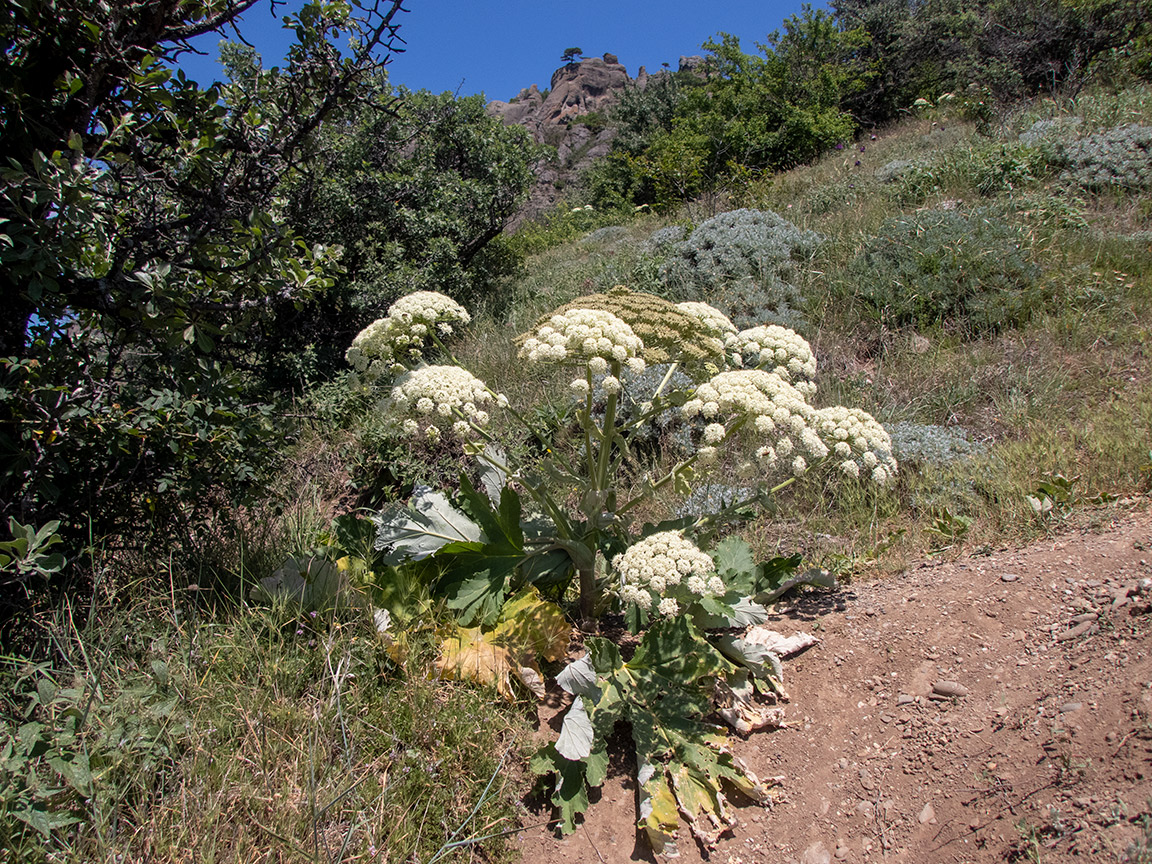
[555,696,593,760]
[477,445,508,505]
[48,753,92,797]
[628,616,729,682]
[530,744,591,834]
[520,548,572,588]
[437,563,512,628]
[753,556,835,603]
[373,486,482,565]
[538,617,775,846]
[331,513,377,559]
[691,592,768,629]
[712,536,757,593]
[556,655,599,698]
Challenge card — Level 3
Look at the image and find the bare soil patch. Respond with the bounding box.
[515,504,1152,863]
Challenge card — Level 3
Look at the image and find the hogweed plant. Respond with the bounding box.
[337,285,897,854]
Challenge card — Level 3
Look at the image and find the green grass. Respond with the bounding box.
[1,546,533,864]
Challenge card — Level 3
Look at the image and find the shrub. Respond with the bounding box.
[848,209,1044,334]
[1017,117,1082,147]
[886,422,986,465]
[659,209,821,330]
[644,225,687,252]
[874,159,923,184]
[1052,124,1152,192]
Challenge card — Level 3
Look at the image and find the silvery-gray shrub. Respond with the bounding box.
[886,422,985,465]
[1053,124,1152,192]
[659,209,820,330]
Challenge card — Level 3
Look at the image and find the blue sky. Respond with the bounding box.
[177,0,817,101]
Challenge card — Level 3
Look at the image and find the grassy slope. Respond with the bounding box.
[4,85,1152,862]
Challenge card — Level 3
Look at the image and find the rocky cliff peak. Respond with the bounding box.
[487,53,636,221]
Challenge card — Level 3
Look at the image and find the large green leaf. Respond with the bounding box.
[456,473,523,549]
[530,744,592,834]
[711,535,757,594]
[372,486,482,565]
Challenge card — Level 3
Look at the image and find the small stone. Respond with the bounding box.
[801,840,832,864]
[1001,573,1020,582]
[932,681,969,698]
[1070,612,1099,624]
[1059,702,1083,714]
[835,844,850,860]
[1055,620,1096,642]
[919,802,937,824]
[896,693,916,706]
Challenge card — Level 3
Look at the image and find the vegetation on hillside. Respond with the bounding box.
[2,0,1151,860]
[580,0,1151,212]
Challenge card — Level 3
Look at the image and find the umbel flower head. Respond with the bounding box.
[675,301,738,341]
[383,365,506,445]
[613,531,726,616]
[518,286,727,367]
[683,369,828,476]
[346,291,471,382]
[815,406,899,484]
[734,325,817,398]
[518,307,646,375]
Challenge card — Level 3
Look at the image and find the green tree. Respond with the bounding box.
[583,11,871,210]
[561,46,584,63]
[0,1,406,555]
[280,81,540,373]
[830,0,1152,124]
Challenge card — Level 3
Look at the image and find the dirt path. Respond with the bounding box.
[516,504,1152,864]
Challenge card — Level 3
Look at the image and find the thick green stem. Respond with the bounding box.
[594,361,621,491]
[581,367,597,484]
[577,559,597,625]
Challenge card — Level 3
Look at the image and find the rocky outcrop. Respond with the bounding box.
[488,53,636,220]
[488,53,630,136]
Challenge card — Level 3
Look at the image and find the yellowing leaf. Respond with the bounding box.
[435,626,518,699]
[491,588,570,663]
[639,767,680,856]
[434,587,570,700]
[670,764,735,849]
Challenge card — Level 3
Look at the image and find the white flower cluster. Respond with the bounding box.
[346,291,471,382]
[384,365,506,445]
[815,406,898,484]
[613,530,725,616]
[683,370,828,476]
[675,302,737,338]
[733,325,817,398]
[519,308,646,378]
[675,300,739,344]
